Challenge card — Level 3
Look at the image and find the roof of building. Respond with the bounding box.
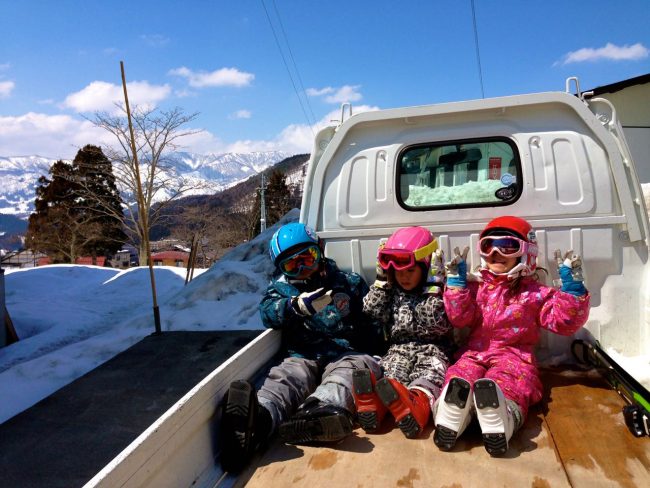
[75,257,106,266]
[586,72,650,96]
[152,250,190,260]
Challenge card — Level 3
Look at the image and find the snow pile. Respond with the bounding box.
[0,209,298,424]
[405,179,505,206]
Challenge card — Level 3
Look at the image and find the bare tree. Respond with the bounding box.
[27,205,109,263]
[170,205,249,273]
[93,106,201,264]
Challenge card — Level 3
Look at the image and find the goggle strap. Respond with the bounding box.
[280,246,320,267]
[413,238,438,261]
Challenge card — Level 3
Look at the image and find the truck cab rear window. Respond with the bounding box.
[398,138,521,209]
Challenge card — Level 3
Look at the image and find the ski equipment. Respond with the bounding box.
[479,216,538,278]
[378,226,438,271]
[269,222,321,267]
[278,245,322,277]
[352,368,387,433]
[375,377,430,439]
[434,377,474,451]
[474,378,516,457]
[278,397,353,444]
[572,339,650,437]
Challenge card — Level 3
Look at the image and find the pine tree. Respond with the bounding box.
[26,146,126,263]
[26,161,82,262]
[72,145,126,259]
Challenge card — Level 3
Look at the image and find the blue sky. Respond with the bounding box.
[0,0,649,159]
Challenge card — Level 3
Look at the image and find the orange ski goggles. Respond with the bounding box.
[278,245,321,276]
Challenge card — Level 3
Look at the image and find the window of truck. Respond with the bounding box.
[398,138,522,209]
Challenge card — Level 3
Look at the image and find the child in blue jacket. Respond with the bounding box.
[220,222,384,473]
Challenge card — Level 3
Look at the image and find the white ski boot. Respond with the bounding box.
[433,377,473,450]
[473,378,515,457]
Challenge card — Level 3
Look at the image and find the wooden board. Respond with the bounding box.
[541,368,650,488]
[232,368,650,488]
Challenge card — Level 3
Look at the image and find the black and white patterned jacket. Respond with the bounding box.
[362,284,452,345]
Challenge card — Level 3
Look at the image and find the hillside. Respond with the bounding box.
[150,153,309,240]
[0,152,309,253]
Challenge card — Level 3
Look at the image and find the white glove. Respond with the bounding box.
[445,246,470,288]
[554,249,586,296]
[292,288,333,316]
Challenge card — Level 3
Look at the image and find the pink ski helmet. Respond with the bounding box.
[378,226,438,271]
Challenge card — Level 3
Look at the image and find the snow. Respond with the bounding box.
[2,207,650,426]
[405,179,506,206]
[0,210,293,424]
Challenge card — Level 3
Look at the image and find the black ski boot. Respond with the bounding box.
[219,380,271,473]
[278,397,353,444]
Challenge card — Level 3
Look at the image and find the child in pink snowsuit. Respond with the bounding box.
[433,216,590,457]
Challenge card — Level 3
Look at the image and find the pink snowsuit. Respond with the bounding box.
[443,269,590,419]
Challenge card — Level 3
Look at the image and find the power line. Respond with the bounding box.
[271,0,317,127]
[260,0,316,136]
[470,0,485,98]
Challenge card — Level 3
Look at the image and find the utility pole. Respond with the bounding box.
[259,173,268,233]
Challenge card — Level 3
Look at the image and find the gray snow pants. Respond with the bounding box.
[257,352,381,434]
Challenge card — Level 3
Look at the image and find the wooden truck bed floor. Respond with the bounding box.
[234,367,650,487]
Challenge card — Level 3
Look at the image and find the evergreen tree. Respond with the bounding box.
[26,146,126,263]
[26,160,84,262]
[72,144,126,258]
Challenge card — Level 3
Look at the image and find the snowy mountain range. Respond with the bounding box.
[0,150,292,220]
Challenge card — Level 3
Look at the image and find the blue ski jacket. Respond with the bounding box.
[259,258,385,361]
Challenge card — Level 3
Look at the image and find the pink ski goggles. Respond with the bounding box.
[378,240,438,271]
[478,235,528,258]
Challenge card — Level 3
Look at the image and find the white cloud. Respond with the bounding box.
[168,66,254,88]
[62,81,171,113]
[0,103,381,161]
[174,89,195,98]
[307,84,363,104]
[188,104,381,156]
[306,87,334,96]
[561,42,649,65]
[0,112,113,159]
[140,34,170,47]
[0,80,15,98]
[230,109,251,119]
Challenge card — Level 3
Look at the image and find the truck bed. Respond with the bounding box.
[234,367,650,487]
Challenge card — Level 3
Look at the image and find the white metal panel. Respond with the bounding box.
[84,329,281,488]
[302,91,650,357]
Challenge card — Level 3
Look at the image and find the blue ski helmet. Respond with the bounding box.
[269,222,321,266]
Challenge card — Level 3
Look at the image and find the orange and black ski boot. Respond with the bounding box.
[376,378,431,438]
[352,368,387,433]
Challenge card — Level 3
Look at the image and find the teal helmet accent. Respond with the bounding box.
[269,222,321,266]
